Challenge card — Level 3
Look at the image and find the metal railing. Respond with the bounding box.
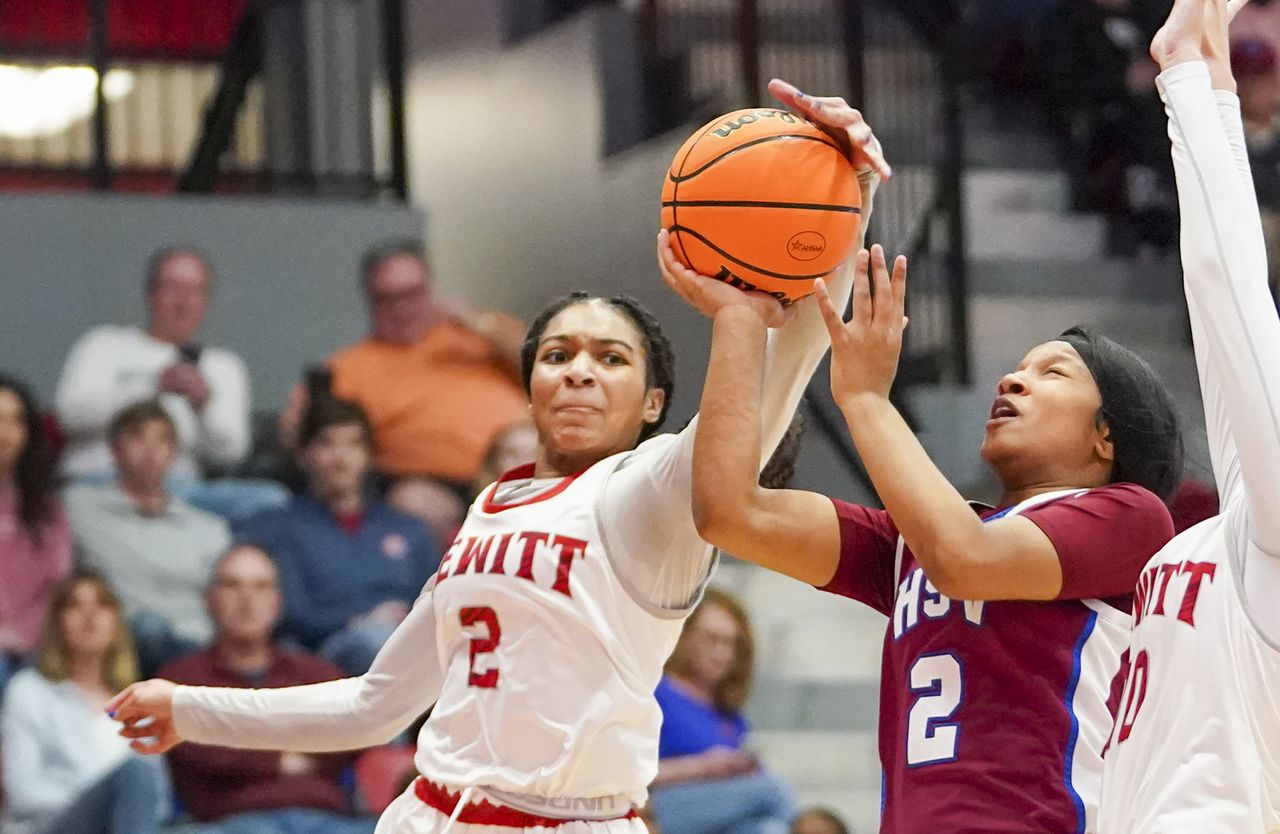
[0,0,408,198]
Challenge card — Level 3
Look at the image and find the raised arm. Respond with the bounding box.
[1155,0,1280,555]
[108,588,443,754]
[598,84,884,606]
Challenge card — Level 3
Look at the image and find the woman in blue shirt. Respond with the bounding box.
[651,589,796,834]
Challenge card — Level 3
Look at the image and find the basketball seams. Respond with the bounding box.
[669,133,846,183]
[661,199,862,213]
[668,115,728,270]
[670,225,839,281]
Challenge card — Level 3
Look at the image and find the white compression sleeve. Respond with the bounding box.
[1161,62,1280,636]
[172,589,443,752]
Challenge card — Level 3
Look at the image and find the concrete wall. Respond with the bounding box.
[0,192,423,408]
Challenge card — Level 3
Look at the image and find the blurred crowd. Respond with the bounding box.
[975,0,1280,281]
[0,240,853,834]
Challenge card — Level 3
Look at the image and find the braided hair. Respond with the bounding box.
[520,292,676,444]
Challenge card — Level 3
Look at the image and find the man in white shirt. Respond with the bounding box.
[55,246,285,521]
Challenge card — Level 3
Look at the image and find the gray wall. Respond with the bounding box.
[0,193,423,409]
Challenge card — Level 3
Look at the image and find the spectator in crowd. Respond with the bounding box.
[1233,0,1280,59]
[240,397,440,676]
[161,545,375,834]
[471,419,538,498]
[0,374,72,690]
[66,401,230,676]
[281,241,529,539]
[1232,38,1280,299]
[1,570,168,834]
[791,808,851,834]
[650,589,797,834]
[54,245,286,522]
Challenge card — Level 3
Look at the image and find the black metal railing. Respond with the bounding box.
[0,0,408,198]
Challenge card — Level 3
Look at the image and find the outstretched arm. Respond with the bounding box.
[108,588,444,754]
[1155,0,1280,554]
[693,246,1075,601]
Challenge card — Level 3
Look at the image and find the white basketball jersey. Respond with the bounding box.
[413,446,694,806]
[1099,505,1280,833]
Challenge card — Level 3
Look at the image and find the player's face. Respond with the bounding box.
[207,546,281,644]
[302,423,371,498]
[683,602,740,687]
[147,253,210,345]
[0,388,28,475]
[59,581,121,660]
[529,302,664,467]
[367,254,433,346]
[980,340,1112,484]
[112,418,177,491]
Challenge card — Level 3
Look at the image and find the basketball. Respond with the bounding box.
[661,108,862,303]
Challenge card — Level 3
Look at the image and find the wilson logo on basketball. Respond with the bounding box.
[713,109,798,138]
[787,232,826,261]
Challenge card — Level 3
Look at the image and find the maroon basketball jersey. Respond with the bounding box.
[822,484,1173,833]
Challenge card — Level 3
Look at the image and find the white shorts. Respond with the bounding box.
[375,781,646,834]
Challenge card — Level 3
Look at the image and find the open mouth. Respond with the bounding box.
[988,396,1019,421]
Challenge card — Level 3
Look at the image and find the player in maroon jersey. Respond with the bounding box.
[668,187,1183,831]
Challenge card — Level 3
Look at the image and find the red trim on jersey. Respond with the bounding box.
[481,463,584,513]
[413,778,638,827]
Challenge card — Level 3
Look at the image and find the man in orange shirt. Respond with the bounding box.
[283,242,529,542]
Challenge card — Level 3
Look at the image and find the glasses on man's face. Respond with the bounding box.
[370,284,427,306]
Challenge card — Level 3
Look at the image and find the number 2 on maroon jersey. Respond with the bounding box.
[460,607,500,688]
[906,653,963,766]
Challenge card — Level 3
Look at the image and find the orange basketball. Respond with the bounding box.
[661,108,861,303]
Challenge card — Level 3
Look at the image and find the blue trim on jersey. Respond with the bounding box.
[1062,609,1098,834]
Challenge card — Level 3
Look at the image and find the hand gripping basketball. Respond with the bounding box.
[768,78,892,182]
[658,229,795,328]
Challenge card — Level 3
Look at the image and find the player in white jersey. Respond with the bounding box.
[97,83,890,834]
[1099,0,1280,831]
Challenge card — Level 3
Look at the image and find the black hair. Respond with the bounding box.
[297,395,375,450]
[760,402,806,490]
[144,246,213,293]
[0,373,57,536]
[1059,326,1183,501]
[359,239,429,293]
[520,292,675,444]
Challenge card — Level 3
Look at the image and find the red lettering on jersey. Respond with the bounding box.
[1116,649,1150,744]
[1152,562,1181,617]
[435,537,468,582]
[550,534,588,597]
[1134,566,1156,626]
[460,606,501,688]
[451,535,492,578]
[1177,561,1217,626]
[486,533,515,574]
[1101,648,1131,758]
[514,531,550,582]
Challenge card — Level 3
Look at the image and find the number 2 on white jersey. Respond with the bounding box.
[906,652,963,766]
[460,607,501,688]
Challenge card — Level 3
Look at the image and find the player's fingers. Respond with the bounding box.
[105,684,135,717]
[118,719,163,739]
[1226,0,1249,21]
[869,245,891,328]
[891,255,908,320]
[813,279,846,342]
[129,733,179,756]
[851,249,873,331]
